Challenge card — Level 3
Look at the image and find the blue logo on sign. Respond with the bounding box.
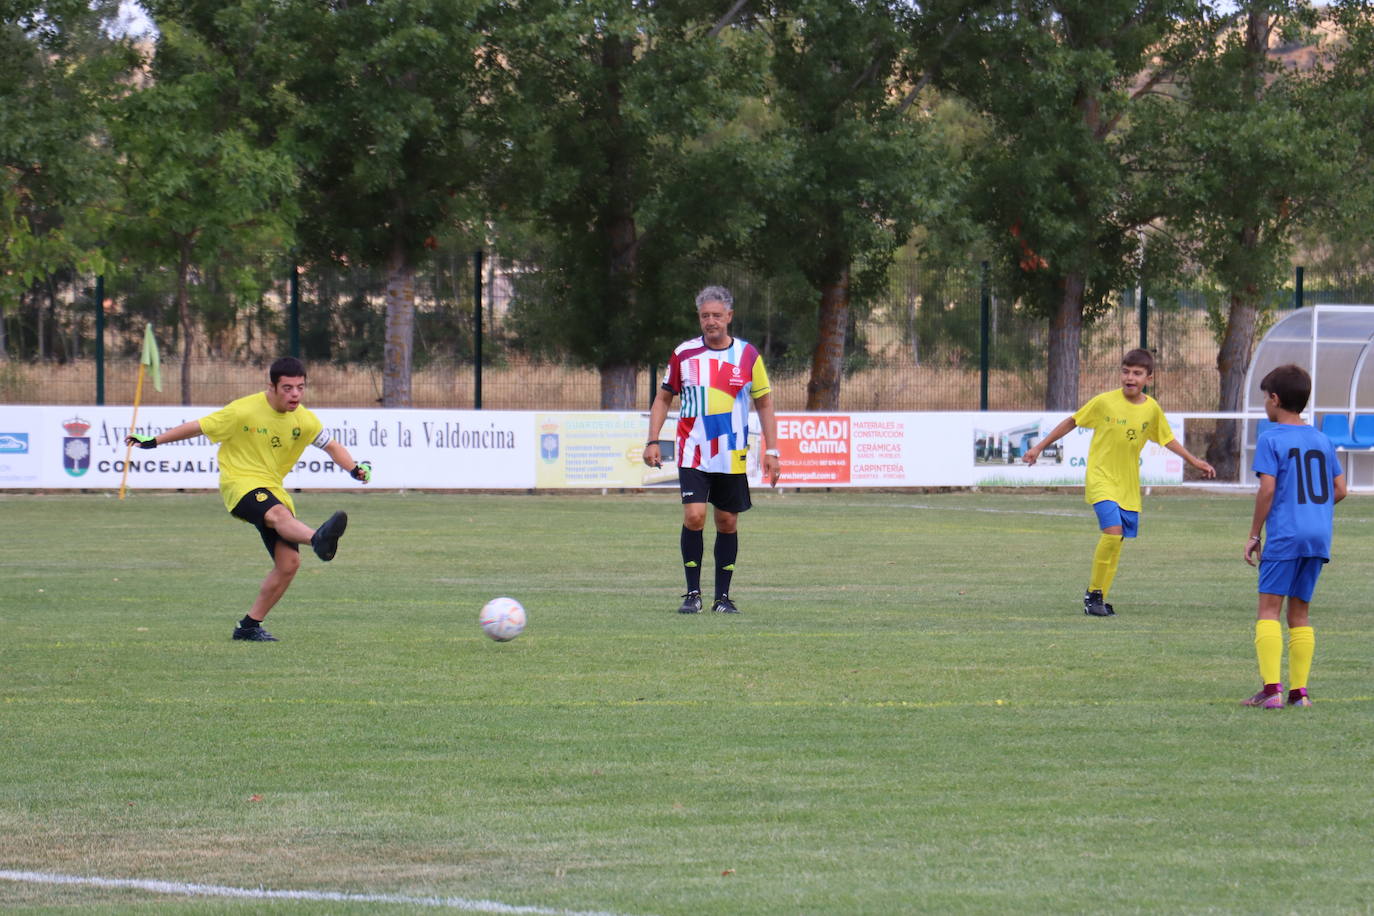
[540,432,559,463]
[0,433,28,453]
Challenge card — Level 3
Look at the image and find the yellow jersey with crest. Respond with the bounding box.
[198,392,323,514]
[1072,388,1174,512]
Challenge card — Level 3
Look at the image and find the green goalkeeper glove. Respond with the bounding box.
[349,461,372,483]
[126,434,157,449]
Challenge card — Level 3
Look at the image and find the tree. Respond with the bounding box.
[107,19,297,403]
[1319,0,1374,274]
[919,0,1202,409]
[1155,2,1367,478]
[490,1,765,409]
[270,0,491,407]
[747,0,952,410]
[1,0,132,358]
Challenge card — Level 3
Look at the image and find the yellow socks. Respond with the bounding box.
[1288,626,1315,691]
[1254,619,1283,686]
[1089,534,1124,597]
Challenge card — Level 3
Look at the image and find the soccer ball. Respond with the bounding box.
[479,597,526,642]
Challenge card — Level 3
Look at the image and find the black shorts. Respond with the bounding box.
[230,488,299,559]
[678,467,752,514]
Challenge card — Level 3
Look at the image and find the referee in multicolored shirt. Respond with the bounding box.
[125,357,371,642]
[643,286,781,615]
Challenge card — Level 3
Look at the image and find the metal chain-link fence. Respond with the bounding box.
[4,252,1373,414]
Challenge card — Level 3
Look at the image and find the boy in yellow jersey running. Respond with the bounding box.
[124,357,372,642]
[1022,349,1215,616]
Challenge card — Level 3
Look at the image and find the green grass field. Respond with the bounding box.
[4,489,1374,914]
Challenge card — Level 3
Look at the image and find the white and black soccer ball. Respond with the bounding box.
[479,597,526,642]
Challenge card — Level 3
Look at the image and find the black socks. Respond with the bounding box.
[714,531,738,597]
[681,526,704,593]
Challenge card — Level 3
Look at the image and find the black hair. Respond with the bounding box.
[1122,348,1155,375]
[269,356,307,385]
[1260,364,1311,413]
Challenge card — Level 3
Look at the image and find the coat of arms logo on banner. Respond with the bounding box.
[62,417,91,477]
[539,421,559,463]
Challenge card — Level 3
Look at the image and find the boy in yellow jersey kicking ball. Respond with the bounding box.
[125,357,372,642]
[1022,349,1215,616]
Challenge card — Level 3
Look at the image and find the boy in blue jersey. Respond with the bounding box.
[1243,364,1346,708]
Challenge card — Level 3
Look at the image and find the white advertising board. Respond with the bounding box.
[967,412,1186,488]
[0,406,1184,490]
[0,406,535,490]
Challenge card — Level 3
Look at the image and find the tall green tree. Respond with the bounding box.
[1322,0,1374,269]
[919,0,1203,409]
[490,1,765,409]
[107,19,297,403]
[270,0,491,407]
[1,0,132,358]
[749,0,951,410]
[1152,1,1368,478]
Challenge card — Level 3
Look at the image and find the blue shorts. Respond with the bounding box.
[1258,556,1326,602]
[1092,501,1139,538]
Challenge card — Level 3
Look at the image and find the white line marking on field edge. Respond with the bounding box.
[0,870,647,916]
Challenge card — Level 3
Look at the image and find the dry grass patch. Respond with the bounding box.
[5,357,1220,411]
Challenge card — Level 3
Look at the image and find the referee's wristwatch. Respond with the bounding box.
[763,448,781,458]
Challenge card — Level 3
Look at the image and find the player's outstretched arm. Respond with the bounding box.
[125,420,203,449]
[324,440,371,483]
[1022,416,1076,465]
[1166,439,1216,478]
[643,387,675,469]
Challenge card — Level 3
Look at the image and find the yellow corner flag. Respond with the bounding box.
[121,324,160,499]
[141,323,162,392]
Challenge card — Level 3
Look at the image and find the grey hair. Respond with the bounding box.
[695,285,733,310]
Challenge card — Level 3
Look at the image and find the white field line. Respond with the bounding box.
[814,497,1374,525]
[0,870,647,916]
[817,501,1089,518]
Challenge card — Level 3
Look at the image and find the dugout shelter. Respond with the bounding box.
[1244,304,1374,488]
